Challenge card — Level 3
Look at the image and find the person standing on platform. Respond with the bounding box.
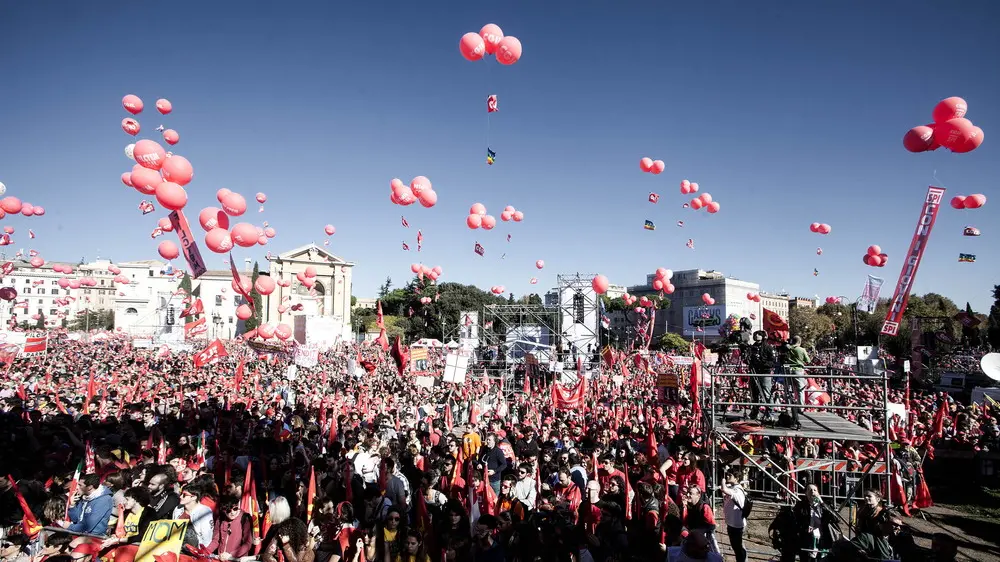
[786,336,811,429]
[746,330,776,421]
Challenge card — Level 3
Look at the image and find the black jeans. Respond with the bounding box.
[727,525,747,562]
[749,369,772,419]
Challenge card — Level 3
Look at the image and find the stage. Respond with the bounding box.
[714,410,883,443]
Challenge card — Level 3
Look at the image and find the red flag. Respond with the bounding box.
[390,336,409,376]
[229,254,254,311]
[932,394,948,439]
[376,301,385,329]
[84,441,96,474]
[444,404,453,432]
[306,467,317,523]
[690,359,702,418]
[193,339,228,368]
[483,466,498,516]
[551,378,587,410]
[8,476,42,539]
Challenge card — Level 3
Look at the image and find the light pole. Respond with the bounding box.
[836,296,860,350]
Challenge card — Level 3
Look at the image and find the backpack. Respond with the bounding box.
[768,505,796,550]
[737,494,754,520]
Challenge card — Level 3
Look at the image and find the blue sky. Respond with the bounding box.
[1,1,998,311]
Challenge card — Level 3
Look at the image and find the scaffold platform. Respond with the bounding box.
[715,410,882,442]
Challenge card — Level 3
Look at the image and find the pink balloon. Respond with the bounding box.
[818,224,832,234]
[690,198,703,210]
[664,283,675,294]
[903,125,934,152]
[680,179,690,189]
[158,240,180,260]
[255,192,267,204]
[199,207,230,231]
[536,260,544,269]
[160,155,193,186]
[810,222,821,232]
[640,157,653,172]
[512,210,524,222]
[689,182,699,193]
[867,245,881,256]
[30,257,44,268]
[0,197,22,214]
[934,118,977,151]
[275,323,292,341]
[20,203,33,216]
[205,228,233,253]
[952,126,984,153]
[680,185,690,195]
[221,192,247,216]
[418,189,437,208]
[162,129,180,145]
[496,36,522,65]
[432,265,442,275]
[232,275,252,294]
[255,275,276,296]
[236,304,253,321]
[230,223,259,248]
[31,206,43,216]
[121,172,133,187]
[592,274,610,295]
[410,176,432,197]
[2,226,13,234]
[706,201,720,214]
[155,182,188,211]
[500,210,513,222]
[58,278,70,289]
[466,214,482,229]
[305,266,317,278]
[324,224,336,236]
[258,324,275,339]
[460,32,486,61]
[264,227,276,238]
[122,118,140,136]
[122,94,144,115]
[217,188,232,200]
[481,215,497,230]
[155,98,173,115]
[133,139,167,170]
[410,263,421,273]
[257,236,267,246]
[698,193,713,204]
[158,217,174,232]
[869,254,883,267]
[964,194,987,209]
[479,24,504,55]
[932,97,968,124]
[470,203,487,216]
[64,266,74,275]
[130,164,161,195]
[652,279,663,291]
[390,178,407,195]
[650,160,665,174]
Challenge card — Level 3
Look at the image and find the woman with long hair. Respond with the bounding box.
[395,530,429,562]
[262,518,316,562]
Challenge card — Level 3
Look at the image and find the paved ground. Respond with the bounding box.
[714,503,1000,561]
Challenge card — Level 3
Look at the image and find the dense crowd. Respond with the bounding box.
[0,332,978,562]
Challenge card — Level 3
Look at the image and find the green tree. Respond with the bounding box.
[789,306,834,349]
[243,262,263,333]
[656,332,689,353]
[378,277,393,298]
[351,295,358,307]
[988,285,1000,349]
[517,294,543,306]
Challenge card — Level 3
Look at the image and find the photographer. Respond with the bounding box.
[746,330,776,422]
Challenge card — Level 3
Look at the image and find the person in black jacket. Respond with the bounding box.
[480,434,508,496]
[747,331,776,421]
[146,468,180,521]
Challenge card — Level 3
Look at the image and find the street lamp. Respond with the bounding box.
[212,312,222,339]
[836,296,861,350]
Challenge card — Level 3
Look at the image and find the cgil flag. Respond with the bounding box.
[648,192,659,203]
[487,94,498,113]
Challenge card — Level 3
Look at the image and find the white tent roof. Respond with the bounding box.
[413,338,444,347]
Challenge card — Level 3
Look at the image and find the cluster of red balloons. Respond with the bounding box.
[689,193,720,214]
[390,177,437,208]
[0,197,45,219]
[679,180,700,195]
[592,274,610,295]
[746,292,761,302]
[701,293,716,305]
[863,245,889,267]
[639,157,666,174]
[950,194,987,210]
[122,95,177,145]
[410,263,443,282]
[501,205,523,223]
[295,266,320,289]
[490,285,506,295]
[459,24,522,65]
[824,296,843,305]
[250,322,293,341]
[467,203,523,230]
[903,97,984,154]
[194,188,276,254]
[809,223,832,235]
[651,268,675,294]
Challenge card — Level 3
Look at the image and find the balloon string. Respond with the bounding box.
[932,169,942,187]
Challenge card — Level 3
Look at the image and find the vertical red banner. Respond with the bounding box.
[880,186,946,336]
[169,210,207,279]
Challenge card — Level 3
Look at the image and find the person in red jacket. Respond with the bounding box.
[207,496,253,560]
[676,453,706,493]
[682,485,720,554]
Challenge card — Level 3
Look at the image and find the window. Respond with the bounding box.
[51,280,58,285]
[100,280,105,286]
[125,308,138,315]
[37,299,42,304]
[24,288,30,294]
[228,317,233,324]
[23,279,29,284]
[234,296,241,306]
[49,309,56,315]
[215,295,223,306]
[38,288,45,295]
[148,270,153,277]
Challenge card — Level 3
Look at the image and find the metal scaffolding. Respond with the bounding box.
[703,363,893,523]
[476,303,561,406]
[554,273,602,363]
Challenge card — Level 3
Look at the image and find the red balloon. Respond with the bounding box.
[155,98,173,115]
[30,257,44,268]
[31,206,43,216]
[652,279,663,291]
[690,198,703,210]
[122,94,144,115]
[867,245,881,256]
[950,196,967,209]
[258,324,276,339]
[121,172,133,187]
[155,182,188,211]
[158,217,174,232]
[869,255,883,267]
[324,224,336,236]
[162,129,180,145]
[817,224,831,234]
[809,223,820,232]
[130,164,161,195]
[221,192,247,216]
[418,189,437,208]
[230,222,259,248]
[255,275,276,296]
[640,157,653,172]
[199,207,230,231]
[706,201,720,214]
[863,254,872,265]
[650,160,665,174]
[592,274,610,295]
[459,32,486,61]
[952,126,984,153]
[122,118,140,136]
[157,240,180,260]
[255,192,267,204]
[903,125,934,152]
[933,118,977,151]
[133,139,167,170]
[305,266,317,277]
[161,155,194,186]
[964,194,987,209]
[236,304,253,321]
[20,203,33,216]
[205,228,234,253]
[481,215,497,230]
[275,324,292,340]
[264,227,276,238]
[932,96,968,124]
[0,197,22,214]
[466,214,482,229]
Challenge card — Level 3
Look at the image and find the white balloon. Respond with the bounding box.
[125,143,136,160]
[0,182,5,196]
[664,269,673,280]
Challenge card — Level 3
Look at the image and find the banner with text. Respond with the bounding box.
[857,274,884,313]
[683,305,727,336]
[881,186,946,336]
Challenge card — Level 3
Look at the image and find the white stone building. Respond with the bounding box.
[0,258,118,328]
[265,244,355,343]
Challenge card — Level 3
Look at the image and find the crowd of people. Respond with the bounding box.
[0,330,982,562]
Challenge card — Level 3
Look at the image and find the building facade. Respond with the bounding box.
[0,258,119,329]
[265,244,355,342]
[759,292,791,322]
[789,297,817,310]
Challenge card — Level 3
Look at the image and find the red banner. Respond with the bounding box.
[881,186,946,336]
[22,334,48,356]
[185,317,207,340]
[551,378,587,410]
[169,210,207,279]
[229,254,254,311]
[193,338,228,368]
